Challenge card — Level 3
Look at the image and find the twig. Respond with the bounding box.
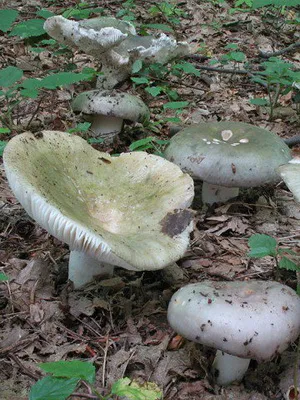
[25,94,46,130]
[195,65,250,75]
[102,335,110,387]
[259,41,300,58]
[9,353,41,380]
[70,393,99,399]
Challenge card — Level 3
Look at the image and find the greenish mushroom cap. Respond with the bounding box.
[165,122,291,187]
[3,131,194,271]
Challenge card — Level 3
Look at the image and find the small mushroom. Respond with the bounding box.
[72,89,150,142]
[167,280,300,386]
[165,122,292,204]
[277,158,300,203]
[3,131,194,288]
[44,15,190,89]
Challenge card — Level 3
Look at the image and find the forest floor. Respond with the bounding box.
[0,0,300,399]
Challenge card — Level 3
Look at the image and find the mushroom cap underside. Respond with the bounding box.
[4,131,194,271]
[165,122,291,187]
[277,161,300,203]
[72,90,150,122]
[168,280,300,361]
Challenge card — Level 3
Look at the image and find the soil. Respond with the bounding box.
[0,0,300,399]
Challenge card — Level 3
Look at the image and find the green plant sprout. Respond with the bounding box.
[0,66,97,131]
[149,1,188,29]
[250,57,300,119]
[131,59,198,105]
[116,0,137,22]
[248,234,300,292]
[29,360,162,400]
[0,272,9,281]
[129,136,170,156]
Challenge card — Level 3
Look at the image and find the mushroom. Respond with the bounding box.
[277,158,300,203]
[167,280,300,386]
[44,15,191,89]
[72,89,150,142]
[3,130,194,288]
[164,122,292,204]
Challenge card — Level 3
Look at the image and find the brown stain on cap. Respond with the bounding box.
[160,209,193,238]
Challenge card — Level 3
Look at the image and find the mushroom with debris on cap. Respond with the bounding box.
[277,158,300,203]
[3,130,194,289]
[165,121,292,205]
[44,15,191,89]
[167,280,300,386]
[72,89,150,143]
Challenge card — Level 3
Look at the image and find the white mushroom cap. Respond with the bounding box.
[165,122,292,188]
[72,89,150,123]
[277,158,300,203]
[44,15,191,89]
[3,131,194,272]
[168,280,300,362]
[43,16,134,57]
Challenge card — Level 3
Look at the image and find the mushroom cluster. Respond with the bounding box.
[165,121,292,204]
[168,280,300,386]
[3,130,194,288]
[44,15,190,90]
[44,15,190,142]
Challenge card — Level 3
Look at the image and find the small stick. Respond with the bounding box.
[259,41,300,58]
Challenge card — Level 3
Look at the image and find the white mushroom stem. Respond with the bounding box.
[90,115,124,142]
[212,350,251,386]
[202,182,239,205]
[68,250,114,289]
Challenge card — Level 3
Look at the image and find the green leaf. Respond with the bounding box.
[250,98,269,106]
[10,19,46,38]
[145,86,162,97]
[29,376,79,400]
[129,137,155,151]
[39,361,95,383]
[253,0,300,8]
[111,377,162,400]
[0,127,11,134]
[0,272,9,281]
[36,9,56,19]
[20,88,40,98]
[248,234,277,258]
[174,62,201,77]
[131,77,149,85]
[68,122,91,133]
[142,23,174,32]
[0,9,19,32]
[132,60,143,74]
[40,72,93,89]
[0,66,23,88]
[225,43,239,50]
[230,51,246,62]
[88,137,105,144]
[278,257,300,271]
[163,101,189,110]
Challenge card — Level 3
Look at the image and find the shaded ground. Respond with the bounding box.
[0,0,300,399]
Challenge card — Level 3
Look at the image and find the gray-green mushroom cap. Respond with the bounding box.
[72,89,150,123]
[168,280,300,385]
[72,89,150,142]
[3,131,194,287]
[165,122,292,204]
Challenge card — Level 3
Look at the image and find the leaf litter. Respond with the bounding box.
[1,0,300,399]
